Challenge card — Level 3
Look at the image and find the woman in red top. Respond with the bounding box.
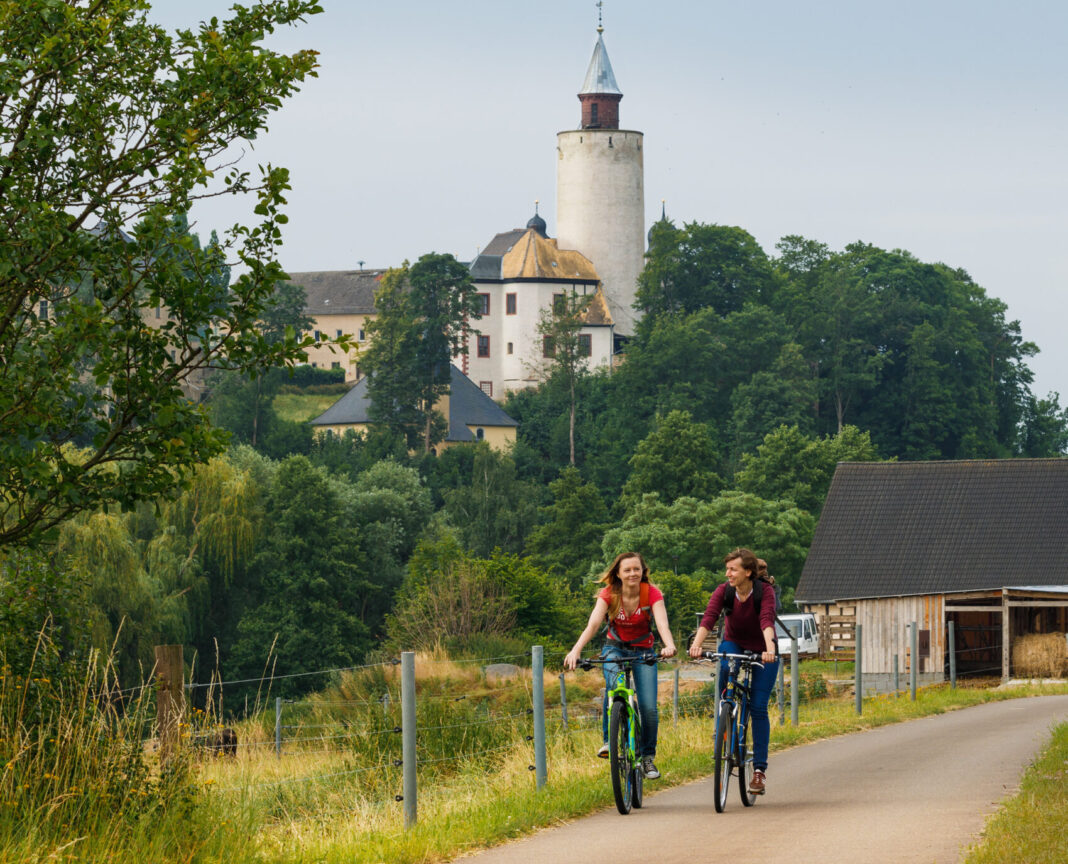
[688,548,779,795]
[564,551,677,779]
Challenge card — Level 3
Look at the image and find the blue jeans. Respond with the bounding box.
[718,640,778,771]
[601,642,659,758]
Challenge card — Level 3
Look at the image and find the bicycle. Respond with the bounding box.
[698,649,765,812]
[577,653,658,815]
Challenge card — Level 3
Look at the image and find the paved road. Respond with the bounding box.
[459,694,1068,864]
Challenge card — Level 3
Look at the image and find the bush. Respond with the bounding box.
[280,365,346,387]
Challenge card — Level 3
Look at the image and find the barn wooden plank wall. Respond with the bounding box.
[858,595,945,674]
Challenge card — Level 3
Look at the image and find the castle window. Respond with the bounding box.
[358,328,365,341]
[507,342,513,355]
[477,335,490,357]
[476,428,485,441]
[578,333,592,357]
[590,103,598,126]
[479,381,493,397]
[542,336,554,358]
[552,293,566,315]
[331,361,341,369]
[506,293,517,315]
[314,330,321,342]
[38,300,48,320]
[336,329,342,339]
[476,293,490,315]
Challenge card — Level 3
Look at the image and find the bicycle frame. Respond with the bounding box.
[702,650,763,812]
[577,653,656,815]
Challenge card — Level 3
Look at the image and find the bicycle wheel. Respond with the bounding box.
[609,700,632,815]
[712,700,733,812]
[630,705,643,809]
[738,702,757,807]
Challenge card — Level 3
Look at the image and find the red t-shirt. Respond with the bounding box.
[599,584,663,649]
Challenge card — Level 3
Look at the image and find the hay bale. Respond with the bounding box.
[1012,633,1068,678]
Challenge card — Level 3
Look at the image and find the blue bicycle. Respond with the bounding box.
[700,650,764,812]
[578,654,657,815]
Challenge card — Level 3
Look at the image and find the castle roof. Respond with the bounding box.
[579,33,621,96]
[285,269,384,315]
[470,228,601,284]
[311,365,518,440]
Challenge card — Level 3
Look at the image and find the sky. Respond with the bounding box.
[147,1,1068,400]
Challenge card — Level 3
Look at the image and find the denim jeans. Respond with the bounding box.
[601,642,659,757]
[718,640,778,771]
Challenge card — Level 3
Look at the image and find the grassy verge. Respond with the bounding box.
[962,720,1068,863]
[272,392,345,423]
[220,678,1068,864]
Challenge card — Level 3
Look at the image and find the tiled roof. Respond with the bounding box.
[796,459,1068,603]
[581,287,614,326]
[501,230,599,281]
[285,269,385,315]
[310,365,517,436]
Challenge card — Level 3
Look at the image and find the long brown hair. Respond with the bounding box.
[597,551,650,620]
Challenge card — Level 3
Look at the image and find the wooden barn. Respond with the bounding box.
[795,459,1068,688]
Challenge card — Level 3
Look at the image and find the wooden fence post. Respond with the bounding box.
[154,644,184,762]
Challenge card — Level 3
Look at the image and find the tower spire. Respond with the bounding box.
[597,0,604,34]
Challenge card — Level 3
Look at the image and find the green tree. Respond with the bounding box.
[730,342,818,459]
[636,222,779,323]
[0,0,325,547]
[363,254,480,452]
[1017,393,1068,456]
[622,410,724,508]
[735,424,880,516]
[229,456,370,696]
[443,444,543,557]
[537,291,593,466]
[602,491,814,593]
[524,467,610,589]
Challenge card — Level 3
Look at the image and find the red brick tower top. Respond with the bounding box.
[577,22,622,130]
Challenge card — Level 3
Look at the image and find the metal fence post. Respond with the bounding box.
[790,637,799,727]
[274,697,282,757]
[948,620,957,689]
[855,623,863,715]
[910,622,918,701]
[893,654,900,696]
[673,667,680,727]
[401,651,417,828]
[532,646,546,790]
[558,673,569,733]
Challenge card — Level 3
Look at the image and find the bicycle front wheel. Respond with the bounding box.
[713,700,733,813]
[630,705,643,810]
[738,703,757,807]
[609,700,632,815]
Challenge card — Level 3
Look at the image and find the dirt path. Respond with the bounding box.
[459,694,1068,864]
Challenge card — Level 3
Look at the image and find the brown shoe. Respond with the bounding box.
[749,769,766,795]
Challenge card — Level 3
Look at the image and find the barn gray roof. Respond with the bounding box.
[285,269,385,315]
[311,364,517,440]
[796,459,1068,603]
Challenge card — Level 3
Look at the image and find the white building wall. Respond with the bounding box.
[556,129,645,335]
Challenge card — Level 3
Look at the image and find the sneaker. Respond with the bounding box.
[597,743,609,759]
[749,769,766,795]
[641,756,660,779]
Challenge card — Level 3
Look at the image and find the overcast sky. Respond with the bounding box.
[149,1,1068,400]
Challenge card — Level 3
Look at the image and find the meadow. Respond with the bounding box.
[3,647,1066,864]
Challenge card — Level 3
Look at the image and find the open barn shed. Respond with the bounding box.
[796,459,1068,688]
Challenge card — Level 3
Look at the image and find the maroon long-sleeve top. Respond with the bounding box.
[699,582,776,653]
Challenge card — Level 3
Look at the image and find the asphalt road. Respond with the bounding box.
[458,694,1068,864]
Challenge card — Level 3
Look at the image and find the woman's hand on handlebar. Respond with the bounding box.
[563,648,582,671]
[688,641,705,660]
[660,644,677,660]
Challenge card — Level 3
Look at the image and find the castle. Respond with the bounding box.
[294,19,647,403]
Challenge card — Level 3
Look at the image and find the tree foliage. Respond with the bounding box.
[0,0,327,546]
[362,254,480,451]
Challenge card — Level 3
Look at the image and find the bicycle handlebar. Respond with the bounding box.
[698,650,765,669]
[575,654,659,671]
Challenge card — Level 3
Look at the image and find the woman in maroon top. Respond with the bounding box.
[688,548,779,795]
[564,551,677,779]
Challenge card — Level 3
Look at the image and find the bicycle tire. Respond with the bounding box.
[609,700,632,815]
[630,703,643,809]
[713,700,733,813]
[738,701,757,807]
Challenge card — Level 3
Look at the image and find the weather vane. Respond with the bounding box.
[596,1,604,33]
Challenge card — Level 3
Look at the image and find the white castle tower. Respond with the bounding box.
[555,20,645,336]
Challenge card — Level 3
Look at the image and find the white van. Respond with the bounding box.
[776,613,819,656]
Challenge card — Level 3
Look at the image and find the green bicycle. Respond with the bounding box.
[578,654,657,815]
